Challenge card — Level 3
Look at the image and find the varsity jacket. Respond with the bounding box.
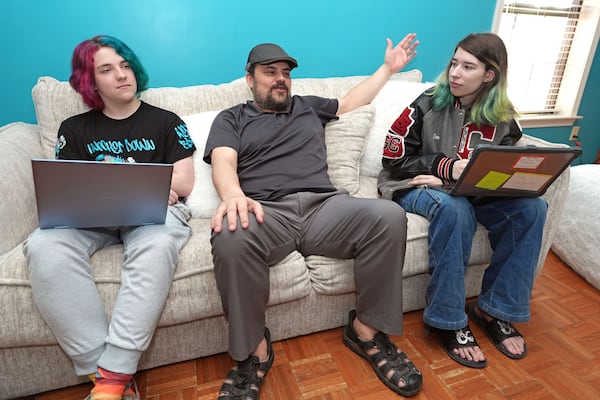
[377,92,522,199]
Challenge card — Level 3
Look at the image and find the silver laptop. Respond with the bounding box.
[442,145,581,197]
[32,159,173,229]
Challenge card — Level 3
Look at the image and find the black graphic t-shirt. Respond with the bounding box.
[55,101,195,164]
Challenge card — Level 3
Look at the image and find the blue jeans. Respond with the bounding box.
[393,188,547,330]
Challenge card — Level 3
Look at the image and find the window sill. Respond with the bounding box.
[517,115,582,129]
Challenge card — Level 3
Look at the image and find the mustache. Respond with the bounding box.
[272,83,289,91]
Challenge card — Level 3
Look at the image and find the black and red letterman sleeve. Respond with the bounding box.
[382,93,442,180]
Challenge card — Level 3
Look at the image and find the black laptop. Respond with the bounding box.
[32,159,173,229]
[442,145,581,197]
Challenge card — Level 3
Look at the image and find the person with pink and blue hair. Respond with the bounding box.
[24,35,196,400]
[378,32,547,369]
[69,35,149,112]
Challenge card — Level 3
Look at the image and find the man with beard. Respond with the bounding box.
[204,36,422,399]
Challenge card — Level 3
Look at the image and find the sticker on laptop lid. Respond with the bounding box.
[502,172,552,191]
[475,171,511,190]
[513,155,546,170]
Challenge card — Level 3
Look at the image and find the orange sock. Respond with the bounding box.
[90,367,132,400]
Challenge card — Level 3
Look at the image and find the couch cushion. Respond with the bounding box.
[0,218,312,347]
[181,111,221,218]
[362,81,435,178]
[305,204,494,296]
[0,122,44,253]
[324,104,375,195]
[181,105,375,218]
[32,78,90,159]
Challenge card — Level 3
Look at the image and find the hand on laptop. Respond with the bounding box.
[409,175,443,188]
[169,189,179,205]
[452,159,470,180]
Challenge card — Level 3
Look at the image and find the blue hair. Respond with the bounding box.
[69,35,149,110]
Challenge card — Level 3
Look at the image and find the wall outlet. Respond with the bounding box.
[569,126,580,141]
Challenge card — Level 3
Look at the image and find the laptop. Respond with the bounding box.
[32,159,173,229]
[442,145,581,197]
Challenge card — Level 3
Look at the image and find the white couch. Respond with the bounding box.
[0,70,570,399]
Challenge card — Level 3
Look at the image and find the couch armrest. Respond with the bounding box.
[0,123,44,254]
[517,134,571,276]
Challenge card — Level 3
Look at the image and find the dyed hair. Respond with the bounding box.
[69,35,149,110]
[427,33,517,125]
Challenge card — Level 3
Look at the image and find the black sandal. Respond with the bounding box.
[426,324,487,368]
[343,310,422,397]
[218,328,274,399]
[466,302,528,360]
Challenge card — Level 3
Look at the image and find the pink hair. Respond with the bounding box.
[68,35,148,110]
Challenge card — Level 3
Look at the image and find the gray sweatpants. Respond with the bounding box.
[211,191,407,361]
[23,203,192,376]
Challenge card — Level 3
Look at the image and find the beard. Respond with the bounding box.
[252,84,291,112]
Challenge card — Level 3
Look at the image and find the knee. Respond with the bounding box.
[211,219,261,262]
[435,196,476,229]
[371,200,407,236]
[521,197,548,224]
[24,231,68,275]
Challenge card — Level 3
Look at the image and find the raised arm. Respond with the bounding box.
[337,33,418,115]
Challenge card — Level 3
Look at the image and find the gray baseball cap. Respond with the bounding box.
[245,43,298,71]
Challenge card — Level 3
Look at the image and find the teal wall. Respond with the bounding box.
[2,0,598,163]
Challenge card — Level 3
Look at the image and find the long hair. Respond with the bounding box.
[69,35,149,110]
[428,33,517,125]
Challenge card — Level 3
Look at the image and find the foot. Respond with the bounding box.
[449,328,486,365]
[469,303,526,358]
[218,328,274,399]
[344,310,422,397]
[84,370,138,400]
[427,324,487,368]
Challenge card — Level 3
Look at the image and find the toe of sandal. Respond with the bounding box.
[427,324,487,369]
[466,302,527,360]
[218,328,275,399]
[343,310,423,397]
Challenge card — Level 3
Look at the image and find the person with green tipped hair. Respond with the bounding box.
[378,32,547,369]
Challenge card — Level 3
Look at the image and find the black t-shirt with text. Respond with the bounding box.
[56,101,195,164]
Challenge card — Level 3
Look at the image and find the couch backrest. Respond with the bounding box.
[30,70,429,219]
[31,69,424,159]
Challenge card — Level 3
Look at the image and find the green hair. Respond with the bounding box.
[428,33,518,126]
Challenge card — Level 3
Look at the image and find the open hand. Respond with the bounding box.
[384,33,419,74]
[211,195,264,233]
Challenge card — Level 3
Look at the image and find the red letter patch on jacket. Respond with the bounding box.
[383,106,414,159]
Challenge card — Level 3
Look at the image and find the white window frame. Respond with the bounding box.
[492,0,600,128]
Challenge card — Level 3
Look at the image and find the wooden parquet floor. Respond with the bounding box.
[18,251,600,399]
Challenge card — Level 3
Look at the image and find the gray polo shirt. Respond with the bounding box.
[204,95,339,201]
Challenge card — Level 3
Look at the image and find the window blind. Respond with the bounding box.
[497,0,584,115]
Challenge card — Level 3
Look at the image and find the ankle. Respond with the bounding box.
[251,337,269,363]
[474,304,493,322]
[90,367,132,400]
[353,317,377,341]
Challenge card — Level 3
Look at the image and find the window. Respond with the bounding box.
[493,0,600,127]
